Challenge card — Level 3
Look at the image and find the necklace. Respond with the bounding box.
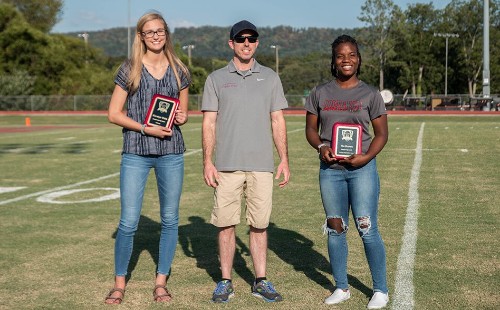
[143,62,168,69]
[143,61,169,79]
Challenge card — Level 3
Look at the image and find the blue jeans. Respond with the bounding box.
[114,153,184,276]
[319,159,388,293]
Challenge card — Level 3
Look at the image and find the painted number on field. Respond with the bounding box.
[36,188,120,204]
[0,187,27,194]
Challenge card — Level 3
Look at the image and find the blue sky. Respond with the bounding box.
[52,0,451,33]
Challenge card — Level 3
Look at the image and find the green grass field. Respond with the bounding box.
[0,114,499,309]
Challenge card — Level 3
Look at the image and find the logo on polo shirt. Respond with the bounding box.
[222,83,238,88]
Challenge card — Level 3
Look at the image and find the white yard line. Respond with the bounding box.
[0,187,27,194]
[2,126,303,205]
[184,149,202,156]
[287,128,304,134]
[2,125,304,205]
[0,149,204,206]
[391,122,425,310]
[0,173,120,206]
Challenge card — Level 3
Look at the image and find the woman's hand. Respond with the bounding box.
[319,145,337,163]
[144,125,173,138]
[174,109,188,125]
[338,154,370,167]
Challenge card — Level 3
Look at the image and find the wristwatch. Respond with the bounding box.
[140,124,146,136]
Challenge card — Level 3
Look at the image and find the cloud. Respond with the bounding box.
[170,19,198,30]
[77,10,112,29]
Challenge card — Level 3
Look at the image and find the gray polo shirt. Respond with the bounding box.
[201,60,288,172]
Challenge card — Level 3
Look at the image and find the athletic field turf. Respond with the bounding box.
[0,114,498,309]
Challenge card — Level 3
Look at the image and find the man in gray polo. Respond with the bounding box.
[201,20,290,303]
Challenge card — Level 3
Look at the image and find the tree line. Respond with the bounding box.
[0,0,498,98]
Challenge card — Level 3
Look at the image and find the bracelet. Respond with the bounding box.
[140,124,146,136]
[318,143,327,153]
[317,143,327,153]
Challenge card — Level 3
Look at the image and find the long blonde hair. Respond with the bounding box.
[127,12,189,93]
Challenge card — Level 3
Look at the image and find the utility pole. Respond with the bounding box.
[182,45,195,67]
[127,0,131,59]
[270,45,280,74]
[434,32,459,97]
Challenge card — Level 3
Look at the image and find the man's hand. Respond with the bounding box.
[203,162,220,188]
[275,160,290,188]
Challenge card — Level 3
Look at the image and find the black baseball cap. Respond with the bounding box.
[229,20,259,39]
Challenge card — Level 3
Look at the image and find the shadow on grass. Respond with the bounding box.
[63,142,87,154]
[110,215,254,285]
[110,216,371,297]
[0,143,54,155]
[267,222,372,297]
[267,222,332,289]
[0,143,89,155]
[178,216,255,286]
[111,215,162,283]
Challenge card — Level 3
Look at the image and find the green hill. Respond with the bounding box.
[63,26,358,58]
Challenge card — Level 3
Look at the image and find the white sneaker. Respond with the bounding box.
[324,288,351,305]
[367,292,389,309]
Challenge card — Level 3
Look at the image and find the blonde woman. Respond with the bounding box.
[105,11,190,304]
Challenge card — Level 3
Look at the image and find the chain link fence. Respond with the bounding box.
[0,94,308,111]
[0,95,112,111]
[0,94,498,111]
[386,94,500,111]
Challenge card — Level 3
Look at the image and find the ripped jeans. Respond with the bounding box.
[319,158,388,293]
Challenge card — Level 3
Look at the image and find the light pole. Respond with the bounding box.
[78,32,89,65]
[483,0,491,110]
[182,45,195,67]
[127,0,131,59]
[434,32,459,97]
[270,45,280,74]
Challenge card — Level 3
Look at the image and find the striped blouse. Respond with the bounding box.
[115,61,190,155]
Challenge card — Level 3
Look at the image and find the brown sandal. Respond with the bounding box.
[104,288,125,304]
[153,284,172,302]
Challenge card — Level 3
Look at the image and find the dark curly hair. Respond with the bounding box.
[330,35,362,78]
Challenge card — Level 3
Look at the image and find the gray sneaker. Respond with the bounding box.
[212,280,234,303]
[251,280,283,302]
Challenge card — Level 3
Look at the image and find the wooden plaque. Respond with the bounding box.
[144,94,179,129]
[331,123,362,159]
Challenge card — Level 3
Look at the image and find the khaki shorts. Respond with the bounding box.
[210,171,273,229]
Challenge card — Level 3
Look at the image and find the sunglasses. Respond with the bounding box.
[233,36,258,43]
